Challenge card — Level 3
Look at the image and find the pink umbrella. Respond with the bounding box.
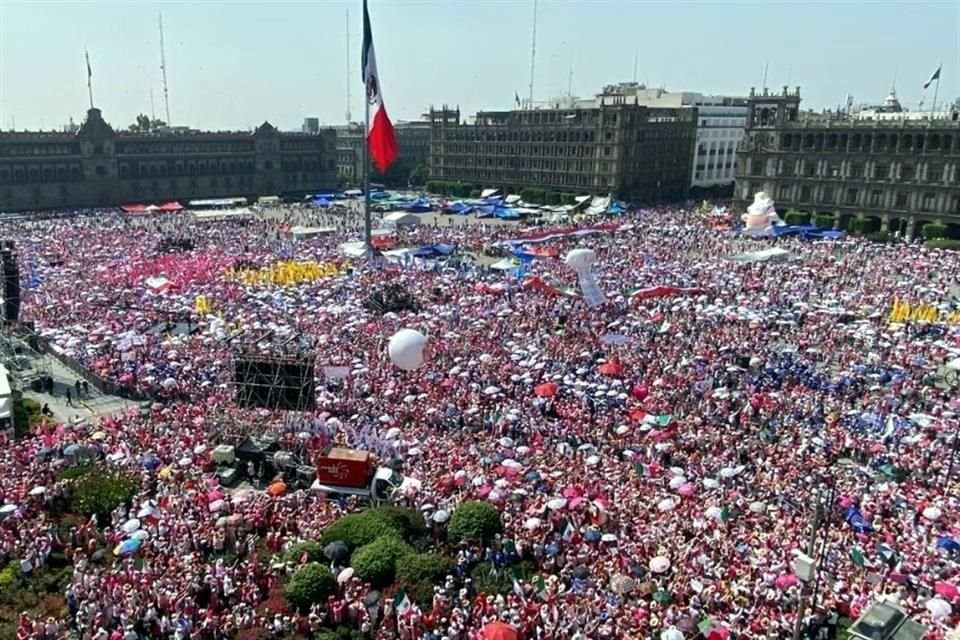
[775,574,799,590]
[562,486,583,499]
[935,581,959,599]
[568,496,585,510]
[207,490,224,502]
[476,485,492,497]
[678,483,695,497]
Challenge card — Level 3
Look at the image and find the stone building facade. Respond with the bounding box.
[334,120,431,186]
[0,108,337,212]
[427,95,697,202]
[735,87,960,236]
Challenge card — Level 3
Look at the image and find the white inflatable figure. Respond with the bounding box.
[388,329,427,371]
[742,191,783,237]
[565,248,606,308]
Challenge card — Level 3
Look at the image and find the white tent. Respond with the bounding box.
[192,208,252,222]
[728,247,793,263]
[289,226,336,238]
[0,363,11,420]
[383,211,420,227]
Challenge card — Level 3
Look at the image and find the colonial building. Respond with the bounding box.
[428,87,697,202]
[334,120,431,186]
[0,108,337,212]
[735,86,960,236]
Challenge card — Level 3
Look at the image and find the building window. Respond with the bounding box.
[821,186,834,204]
[895,192,908,208]
[901,164,914,180]
[927,163,942,182]
[845,188,859,205]
[874,164,888,180]
[265,161,273,170]
[921,193,936,212]
[849,164,863,179]
[95,166,106,176]
[869,190,882,207]
[799,185,811,202]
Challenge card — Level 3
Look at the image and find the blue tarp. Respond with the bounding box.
[411,243,457,259]
[494,207,520,220]
[771,225,846,240]
[315,192,342,199]
[475,205,496,218]
[608,202,627,214]
[444,202,473,214]
[312,197,331,208]
[369,191,391,201]
[406,198,433,213]
[846,506,874,534]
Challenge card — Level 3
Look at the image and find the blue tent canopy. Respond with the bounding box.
[494,207,520,220]
[475,204,496,218]
[771,224,846,240]
[444,202,473,214]
[312,197,331,208]
[369,191,391,201]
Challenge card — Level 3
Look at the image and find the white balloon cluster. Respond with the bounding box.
[741,191,782,236]
[565,248,606,308]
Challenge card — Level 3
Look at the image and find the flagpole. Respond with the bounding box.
[931,62,941,116]
[363,85,372,251]
[85,49,94,110]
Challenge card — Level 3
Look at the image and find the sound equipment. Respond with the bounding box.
[233,354,316,412]
[363,283,419,315]
[217,467,240,488]
[212,445,236,465]
[1,245,20,323]
[297,465,317,488]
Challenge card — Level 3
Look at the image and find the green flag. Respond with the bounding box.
[850,547,866,568]
[720,506,731,523]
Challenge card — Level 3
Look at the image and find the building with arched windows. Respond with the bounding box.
[0,108,337,212]
[735,87,960,237]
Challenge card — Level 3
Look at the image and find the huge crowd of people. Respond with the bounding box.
[1,200,959,640]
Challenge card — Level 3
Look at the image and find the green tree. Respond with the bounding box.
[282,540,324,565]
[783,210,810,225]
[409,164,429,187]
[285,563,337,612]
[350,535,413,588]
[814,213,835,229]
[69,468,138,524]
[448,501,503,543]
[320,510,404,551]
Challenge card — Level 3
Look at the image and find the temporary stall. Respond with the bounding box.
[289,226,337,238]
[383,211,420,227]
[192,208,253,222]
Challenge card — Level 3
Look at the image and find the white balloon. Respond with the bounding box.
[742,191,782,232]
[565,248,596,272]
[388,329,427,371]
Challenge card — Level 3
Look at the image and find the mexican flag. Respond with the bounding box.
[532,575,547,599]
[393,590,412,617]
[850,547,866,568]
[362,0,398,172]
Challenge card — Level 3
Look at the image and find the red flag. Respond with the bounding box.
[362,0,398,172]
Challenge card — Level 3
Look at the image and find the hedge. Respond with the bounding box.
[814,214,835,229]
[866,231,895,244]
[320,510,403,551]
[372,506,428,542]
[448,501,503,543]
[923,223,948,240]
[282,540,324,565]
[395,553,456,586]
[285,563,337,612]
[783,210,810,225]
[426,181,474,198]
[350,535,413,588]
[926,239,960,250]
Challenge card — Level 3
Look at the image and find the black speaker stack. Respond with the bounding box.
[0,241,20,323]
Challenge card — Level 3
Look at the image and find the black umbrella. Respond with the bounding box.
[572,565,589,580]
[363,590,381,607]
[324,541,349,562]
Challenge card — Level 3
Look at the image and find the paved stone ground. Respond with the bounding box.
[16,351,142,424]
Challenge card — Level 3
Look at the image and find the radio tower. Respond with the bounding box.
[159,12,172,124]
[345,9,352,123]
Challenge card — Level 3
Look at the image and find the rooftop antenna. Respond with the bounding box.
[761,61,769,92]
[633,51,638,83]
[158,12,172,124]
[345,9,352,123]
[527,0,537,109]
[150,87,156,122]
[567,63,573,97]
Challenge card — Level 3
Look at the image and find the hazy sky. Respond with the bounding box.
[0,0,957,132]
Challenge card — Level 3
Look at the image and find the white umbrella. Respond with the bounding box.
[524,517,541,530]
[668,476,687,490]
[749,501,766,513]
[926,597,951,618]
[585,455,601,466]
[649,556,671,573]
[923,506,943,521]
[385,427,401,440]
[28,486,46,496]
[484,386,500,395]
[131,529,149,541]
[719,466,743,478]
[705,506,724,521]
[661,628,684,640]
[658,498,677,512]
[702,478,720,489]
[432,510,450,524]
[0,504,17,515]
[499,437,515,448]
[601,533,617,543]
[547,497,567,510]
[121,518,141,534]
[338,567,355,584]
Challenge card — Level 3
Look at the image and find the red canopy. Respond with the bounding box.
[534,382,558,397]
[598,362,624,377]
[157,201,183,211]
[121,203,149,213]
[483,622,519,640]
